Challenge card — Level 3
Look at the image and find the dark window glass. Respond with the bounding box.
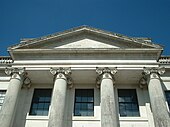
[29,89,52,116]
[0,90,6,110]
[165,91,170,109]
[118,89,140,117]
[74,89,94,116]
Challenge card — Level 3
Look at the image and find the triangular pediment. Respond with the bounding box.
[8,26,164,61]
[54,39,119,49]
[9,26,162,51]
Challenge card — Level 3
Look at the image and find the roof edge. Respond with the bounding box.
[8,25,162,50]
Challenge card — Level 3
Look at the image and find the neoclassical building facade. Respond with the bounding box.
[0,26,170,127]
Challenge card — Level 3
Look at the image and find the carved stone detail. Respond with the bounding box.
[143,67,165,75]
[5,67,31,88]
[23,72,31,88]
[96,67,117,88]
[139,76,147,88]
[5,67,25,76]
[140,67,165,88]
[50,67,73,88]
[50,67,71,76]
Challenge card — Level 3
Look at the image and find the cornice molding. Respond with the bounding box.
[11,48,162,54]
[8,26,162,50]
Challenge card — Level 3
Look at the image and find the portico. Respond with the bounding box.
[0,26,169,127]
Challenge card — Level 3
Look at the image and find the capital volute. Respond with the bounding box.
[96,67,117,88]
[96,67,117,76]
[5,67,31,88]
[5,67,25,76]
[50,67,71,76]
[5,67,25,80]
[139,67,165,88]
[50,67,73,88]
[143,67,165,75]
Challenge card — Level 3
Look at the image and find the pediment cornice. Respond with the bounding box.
[8,26,162,50]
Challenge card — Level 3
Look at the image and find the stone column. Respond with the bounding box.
[96,67,120,127]
[143,67,170,127]
[0,67,25,127]
[48,67,72,127]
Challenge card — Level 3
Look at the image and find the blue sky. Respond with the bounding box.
[0,0,170,56]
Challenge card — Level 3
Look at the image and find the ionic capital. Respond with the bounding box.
[143,67,165,75]
[96,67,117,88]
[50,67,73,88]
[139,67,165,88]
[96,67,117,76]
[5,67,31,88]
[143,67,165,80]
[5,67,25,76]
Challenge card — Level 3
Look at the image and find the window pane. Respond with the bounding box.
[76,96,81,102]
[132,103,138,109]
[75,103,81,109]
[119,97,125,102]
[125,103,132,110]
[165,91,170,109]
[0,90,6,110]
[44,97,51,102]
[29,89,52,116]
[74,89,94,116]
[118,89,140,117]
[43,110,49,116]
[36,109,44,115]
[81,103,87,110]
[39,97,45,102]
[75,109,81,116]
[82,97,88,102]
[80,110,88,116]
[87,103,93,110]
[88,97,94,102]
[38,103,44,109]
[44,103,50,109]
[125,97,131,102]
[133,110,140,116]
[88,110,94,116]
[32,103,38,108]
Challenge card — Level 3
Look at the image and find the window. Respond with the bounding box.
[29,89,52,116]
[165,91,170,110]
[118,89,140,117]
[74,89,94,116]
[0,90,6,110]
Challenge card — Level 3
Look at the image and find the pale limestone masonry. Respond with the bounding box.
[96,68,120,127]
[48,68,72,127]
[0,26,170,127]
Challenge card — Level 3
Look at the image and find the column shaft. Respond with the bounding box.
[0,73,22,127]
[100,73,119,127]
[48,73,67,127]
[148,73,170,127]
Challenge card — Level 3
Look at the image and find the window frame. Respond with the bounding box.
[118,89,140,117]
[74,89,94,116]
[29,89,52,116]
[0,90,6,110]
[165,91,170,111]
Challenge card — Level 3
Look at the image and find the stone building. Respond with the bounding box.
[0,26,170,127]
